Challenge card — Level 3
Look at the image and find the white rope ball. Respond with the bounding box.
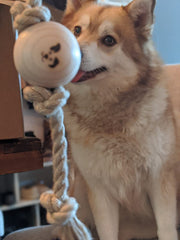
[13,21,81,88]
[11,1,92,239]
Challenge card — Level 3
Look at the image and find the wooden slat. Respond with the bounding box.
[1,138,41,154]
[0,138,43,175]
[0,4,24,140]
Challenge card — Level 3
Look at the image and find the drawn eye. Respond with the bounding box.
[74,26,82,37]
[102,35,117,47]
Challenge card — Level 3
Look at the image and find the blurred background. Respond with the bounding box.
[153,0,180,64]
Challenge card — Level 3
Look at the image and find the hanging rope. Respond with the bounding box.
[23,86,91,240]
[10,0,51,32]
[8,0,92,239]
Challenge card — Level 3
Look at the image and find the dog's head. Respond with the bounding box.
[62,0,159,91]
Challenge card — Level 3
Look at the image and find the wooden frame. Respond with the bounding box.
[0,138,43,175]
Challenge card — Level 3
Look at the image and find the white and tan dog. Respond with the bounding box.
[60,0,180,239]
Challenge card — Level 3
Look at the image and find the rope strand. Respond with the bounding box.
[23,86,92,240]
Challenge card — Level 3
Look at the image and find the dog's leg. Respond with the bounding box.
[88,185,119,240]
[148,173,178,240]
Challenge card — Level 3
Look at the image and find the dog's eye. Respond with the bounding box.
[102,35,116,47]
[74,26,82,37]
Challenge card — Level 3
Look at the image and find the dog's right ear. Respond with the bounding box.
[64,0,93,15]
[64,0,81,15]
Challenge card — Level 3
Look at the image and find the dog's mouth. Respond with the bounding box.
[72,66,107,83]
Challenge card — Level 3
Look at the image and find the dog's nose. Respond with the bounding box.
[80,49,83,58]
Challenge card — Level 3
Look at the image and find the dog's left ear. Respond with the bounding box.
[126,0,156,39]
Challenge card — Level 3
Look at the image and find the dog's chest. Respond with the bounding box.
[66,119,170,204]
[68,126,154,212]
[64,95,175,211]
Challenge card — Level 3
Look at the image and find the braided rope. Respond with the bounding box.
[23,86,91,240]
[9,1,92,239]
[10,0,51,32]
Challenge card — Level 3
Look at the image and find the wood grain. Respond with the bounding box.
[0,138,43,175]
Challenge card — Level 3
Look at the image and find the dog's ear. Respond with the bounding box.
[64,0,93,15]
[126,0,156,39]
[64,0,81,15]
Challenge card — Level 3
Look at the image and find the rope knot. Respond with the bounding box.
[40,191,79,226]
[10,0,51,32]
[23,86,70,117]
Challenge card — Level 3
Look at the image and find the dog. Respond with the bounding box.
[60,0,180,239]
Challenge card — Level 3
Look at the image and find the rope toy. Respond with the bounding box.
[2,0,92,239]
[10,0,51,33]
[23,86,90,240]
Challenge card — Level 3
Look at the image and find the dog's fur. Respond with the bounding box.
[61,0,180,239]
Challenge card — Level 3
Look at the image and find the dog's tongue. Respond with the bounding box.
[71,70,85,83]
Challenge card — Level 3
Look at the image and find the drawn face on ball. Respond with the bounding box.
[41,43,61,68]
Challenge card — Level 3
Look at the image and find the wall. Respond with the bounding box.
[153,0,180,64]
[23,100,44,142]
